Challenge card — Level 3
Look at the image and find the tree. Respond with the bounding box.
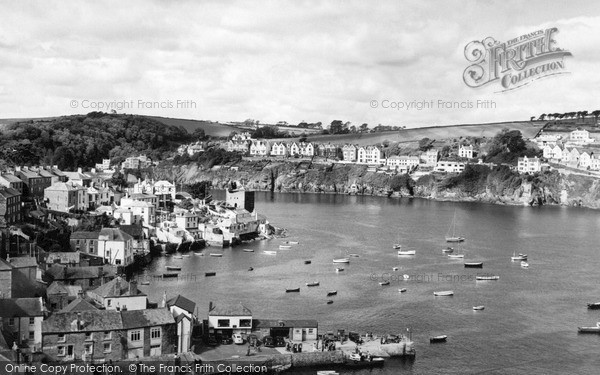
[186,181,211,199]
[418,137,434,151]
[329,120,344,134]
[111,172,127,187]
[360,123,369,132]
[538,114,546,121]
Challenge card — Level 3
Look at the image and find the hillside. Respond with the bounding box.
[147,116,239,137]
[280,121,545,146]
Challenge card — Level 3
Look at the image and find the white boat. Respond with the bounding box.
[306,281,320,287]
[476,275,499,281]
[430,335,448,343]
[434,290,454,296]
[263,250,277,255]
[578,322,600,333]
[397,249,416,256]
[511,251,527,261]
[447,254,464,259]
[445,210,465,242]
[279,245,292,250]
[172,255,183,259]
[333,258,350,263]
[243,249,254,252]
[209,253,223,257]
[181,254,191,258]
[521,261,529,268]
[392,267,399,271]
[473,305,485,310]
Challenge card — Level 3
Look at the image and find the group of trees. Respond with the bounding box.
[484,129,540,164]
[534,110,600,123]
[0,112,194,170]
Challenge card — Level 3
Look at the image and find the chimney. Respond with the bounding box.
[91,168,96,174]
[129,280,137,296]
[209,301,213,312]
[114,277,121,296]
[77,167,83,174]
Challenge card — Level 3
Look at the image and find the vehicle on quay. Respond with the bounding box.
[232,333,245,344]
[275,336,286,347]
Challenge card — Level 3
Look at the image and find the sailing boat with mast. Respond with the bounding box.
[445,210,465,243]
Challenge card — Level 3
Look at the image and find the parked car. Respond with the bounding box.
[348,331,363,344]
[232,333,245,345]
[221,336,233,345]
[275,336,286,347]
[205,335,218,346]
[263,336,275,348]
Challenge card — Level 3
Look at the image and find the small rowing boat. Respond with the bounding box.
[434,291,454,296]
[306,281,320,287]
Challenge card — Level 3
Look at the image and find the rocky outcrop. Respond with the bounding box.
[154,160,600,209]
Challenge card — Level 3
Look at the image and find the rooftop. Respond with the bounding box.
[121,309,175,329]
[167,295,196,314]
[209,302,252,317]
[98,228,133,242]
[43,310,123,333]
[60,297,98,313]
[0,298,44,318]
[88,276,145,298]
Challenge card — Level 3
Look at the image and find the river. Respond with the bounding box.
[138,192,600,374]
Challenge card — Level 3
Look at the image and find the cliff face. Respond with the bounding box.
[154,161,600,209]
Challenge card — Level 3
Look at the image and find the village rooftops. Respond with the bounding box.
[208,302,252,316]
[121,309,175,329]
[0,174,22,183]
[43,310,123,333]
[17,169,41,179]
[8,256,38,269]
[70,231,100,240]
[98,228,134,242]
[60,297,98,313]
[46,264,117,281]
[47,282,82,298]
[0,187,20,198]
[0,258,13,271]
[119,225,145,239]
[88,276,145,298]
[0,297,44,318]
[253,319,318,329]
[167,295,196,314]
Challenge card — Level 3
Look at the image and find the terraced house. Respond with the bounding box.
[0,187,22,225]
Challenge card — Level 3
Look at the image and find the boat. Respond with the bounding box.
[447,253,464,259]
[346,354,385,367]
[349,253,360,257]
[286,288,300,293]
[333,258,350,263]
[306,281,320,287]
[193,251,204,256]
[430,335,448,343]
[588,303,600,310]
[397,249,416,256]
[476,275,500,281]
[182,254,191,258]
[327,291,337,296]
[521,261,529,268]
[248,267,254,271]
[434,291,454,296]
[263,250,277,255]
[442,247,454,253]
[578,322,600,333]
[393,244,402,250]
[279,245,292,250]
[445,210,465,242]
[379,281,390,286]
[205,272,216,277]
[473,305,485,310]
[210,253,223,257]
[335,267,345,272]
[304,260,312,264]
[327,300,334,304]
[511,251,527,261]
[392,267,399,271]
[163,273,178,278]
[243,249,254,252]
[399,288,407,293]
[464,262,483,268]
[282,241,299,245]
[166,266,182,271]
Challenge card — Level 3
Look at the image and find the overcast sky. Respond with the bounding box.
[1,0,599,127]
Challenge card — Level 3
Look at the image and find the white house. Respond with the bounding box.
[250,140,271,156]
[422,149,439,166]
[590,155,600,171]
[435,160,465,173]
[342,144,357,162]
[288,142,300,156]
[357,146,383,165]
[517,156,542,173]
[578,151,592,169]
[87,276,147,311]
[119,198,156,227]
[569,129,594,145]
[535,133,562,147]
[166,295,196,354]
[299,142,314,157]
[207,302,252,336]
[386,155,420,170]
[96,228,134,266]
[458,145,474,159]
[270,142,287,157]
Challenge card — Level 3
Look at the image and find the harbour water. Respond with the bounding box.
[139,192,600,374]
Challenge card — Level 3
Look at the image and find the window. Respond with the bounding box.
[239,319,251,328]
[85,332,93,341]
[217,319,230,327]
[84,344,93,354]
[28,331,34,340]
[103,331,111,340]
[130,330,141,342]
[150,327,161,340]
[58,334,66,343]
[103,343,111,353]
[308,329,314,334]
[107,300,112,307]
[8,318,14,327]
[29,317,35,325]
[58,346,65,356]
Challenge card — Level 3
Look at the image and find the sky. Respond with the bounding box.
[1,0,599,128]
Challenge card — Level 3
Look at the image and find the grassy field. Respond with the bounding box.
[147,116,239,137]
[279,121,546,145]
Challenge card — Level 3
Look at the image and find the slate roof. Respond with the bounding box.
[167,295,196,314]
[0,298,44,318]
[119,225,145,239]
[121,309,175,329]
[208,302,252,316]
[8,256,38,269]
[46,264,117,280]
[0,187,20,199]
[42,310,123,333]
[0,174,22,183]
[60,298,98,313]
[88,276,145,298]
[98,228,133,242]
[0,258,13,271]
[47,282,82,297]
[70,231,100,240]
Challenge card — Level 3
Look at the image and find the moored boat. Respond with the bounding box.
[578,322,600,333]
[166,266,181,271]
[399,288,407,293]
[327,300,334,304]
[392,267,399,271]
[333,258,350,263]
[393,244,402,249]
[587,302,600,310]
[335,267,345,272]
[511,251,527,261]
[445,210,465,243]
[306,281,320,287]
[279,245,292,250]
[464,262,483,268]
[473,305,485,310]
[210,253,223,257]
[172,255,183,259]
[447,254,464,259]
[248,267,254,271]
[286,288,300,293]
[327,291,337,296]
[263,250,277,255]
[521,261,529,268]
[349,253,360,257]
[434,291,454,296]
[205,272,216,277]
[442,247,454,253]
[397,249,416,256]
[476,275,499,281]
[163,273,178,278]
[304,260,312,264]
[379,281,390,286]
[243,249,254,252]
[181,254,191,258]
[430,335,448,343]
